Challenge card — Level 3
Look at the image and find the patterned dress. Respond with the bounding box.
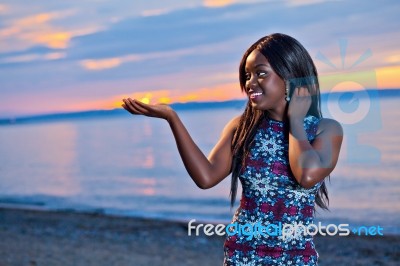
[224,115,322,266]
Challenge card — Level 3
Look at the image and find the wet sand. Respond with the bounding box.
[0,208,398,265]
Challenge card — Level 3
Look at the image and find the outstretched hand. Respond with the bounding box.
[122,98,175,122]
[287,87,312,122]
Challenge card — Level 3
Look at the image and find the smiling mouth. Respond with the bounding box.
[250,92,263,98]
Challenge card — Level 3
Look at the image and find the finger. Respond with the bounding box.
[122,100,132,112]
[133,99,151,108]
[298,86,310,97]
[122,99,134,112]
[298,87,305,97]
[128,99,151,115]
[128,100,147,115]
[122,101,138,115]
[122,103,135,114]
[124,99,144,115]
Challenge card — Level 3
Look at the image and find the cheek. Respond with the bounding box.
[273,78,286,95]
[262,80,285,97]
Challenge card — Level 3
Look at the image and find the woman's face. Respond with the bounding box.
[244,49,287,113]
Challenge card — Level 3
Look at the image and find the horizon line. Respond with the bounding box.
[1,87,399,122]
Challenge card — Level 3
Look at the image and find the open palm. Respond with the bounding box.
[122,98,174,121]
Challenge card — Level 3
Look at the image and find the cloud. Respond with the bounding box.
[66,3,268,60]
[0,10,78,52]
[68,0,400,63]
[175,82,244,102]
[385,54,400,64]
[120,82,244,105]
[376,66,400,89]
[285,0,333,7]
[0,45,68,64]
[71,0,400,82]
[15,12,67,26]
[0,4,9,14]
[2,0,399,87]
[141,8,170,17]
[203,0,235,7]
[80,58,123,70]
[129,82,244,104]
[203,0,268,8]
[78,37,244,71]
[0,52,65,64]
[1,0,400,117]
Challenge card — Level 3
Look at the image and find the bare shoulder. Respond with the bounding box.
[222,115,241,135]
[317,118,343,136]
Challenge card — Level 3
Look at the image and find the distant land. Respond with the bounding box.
[0,88,399,126]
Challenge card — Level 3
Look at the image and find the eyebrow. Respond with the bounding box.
[245,63,270,70]
[255,63,270,68]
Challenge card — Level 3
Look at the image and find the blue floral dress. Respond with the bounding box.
[224,115,322,266]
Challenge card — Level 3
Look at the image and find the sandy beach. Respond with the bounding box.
[0,207,398,266]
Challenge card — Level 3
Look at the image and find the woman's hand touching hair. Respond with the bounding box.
[287,86,312,123]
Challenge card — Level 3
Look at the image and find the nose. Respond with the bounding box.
[246,73,258,92]
[246,80,257,93]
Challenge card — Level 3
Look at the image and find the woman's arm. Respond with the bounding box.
[122,98,240,189]
[287,88,343,189]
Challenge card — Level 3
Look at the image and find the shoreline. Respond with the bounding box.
[0,207,399,265]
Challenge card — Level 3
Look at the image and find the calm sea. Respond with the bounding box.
[0,96,399,234]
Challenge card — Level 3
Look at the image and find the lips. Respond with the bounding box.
[249,91,264,99]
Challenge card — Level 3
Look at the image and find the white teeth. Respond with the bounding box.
[250,92,263,97]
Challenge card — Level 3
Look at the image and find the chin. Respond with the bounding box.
[250,102,270,111]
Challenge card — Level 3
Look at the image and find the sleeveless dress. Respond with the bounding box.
[224,115,322,266]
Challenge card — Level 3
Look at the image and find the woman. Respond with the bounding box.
[122,33,343,265]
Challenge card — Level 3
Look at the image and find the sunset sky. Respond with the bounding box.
[0,0,399,117]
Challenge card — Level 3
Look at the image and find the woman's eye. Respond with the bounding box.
[258,71,267,77]
[245,73,251,80]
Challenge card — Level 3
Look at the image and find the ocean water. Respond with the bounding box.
[0,97,399,234]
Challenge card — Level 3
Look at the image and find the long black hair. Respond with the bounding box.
[230,33,329,211]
